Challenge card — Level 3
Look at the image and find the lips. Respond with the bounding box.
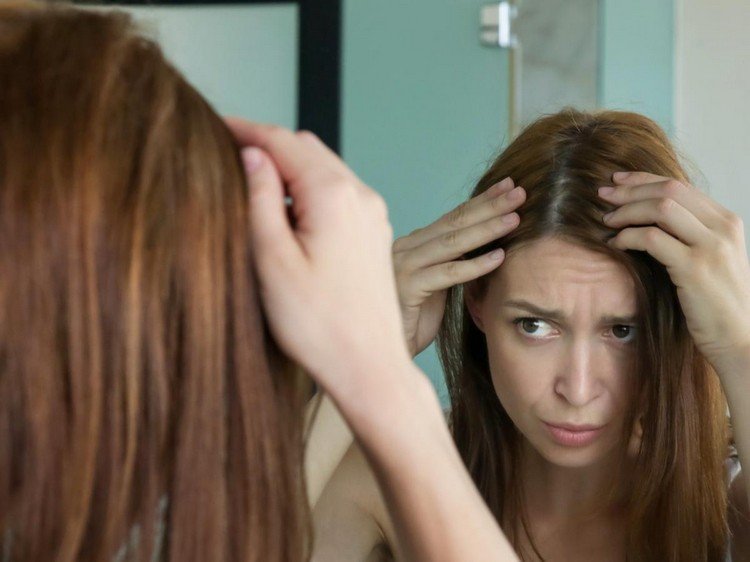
[543,421,606,447]
[546,422,603,432]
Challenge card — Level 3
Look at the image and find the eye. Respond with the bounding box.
[513,317,554,338]
[611,324,637,343]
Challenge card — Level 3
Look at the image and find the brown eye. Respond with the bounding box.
[513,318,553,338]
[612,325,636,342]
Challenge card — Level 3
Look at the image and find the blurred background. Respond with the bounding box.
[83,0,750,404]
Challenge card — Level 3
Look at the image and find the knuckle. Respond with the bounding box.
[663,179,685,198]
[644,226,662,246]
[489,216,508,234]
[446,204,468,228]
[327,175,355,197]
[296,129,320,143]
[715,236,735,258]
[264,124,289,139]
[656,197,676,217]
[726,212,744,235]
[441,230,460,249]
[392,236,408,254]
[491,194,509,211]
[392,250,412,275]
[443,261,460,281]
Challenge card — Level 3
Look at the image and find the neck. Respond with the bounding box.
[519,440,629,524]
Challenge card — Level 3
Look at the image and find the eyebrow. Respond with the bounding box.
[502,299,639,325]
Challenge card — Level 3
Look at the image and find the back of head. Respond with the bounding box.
[0,3,308,561]
[439,109,730,560]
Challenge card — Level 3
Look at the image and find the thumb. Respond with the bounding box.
[243,147,304,274]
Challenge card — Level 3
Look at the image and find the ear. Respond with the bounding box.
[464,281,486,333]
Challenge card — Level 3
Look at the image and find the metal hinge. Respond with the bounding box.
[480,1,517,48]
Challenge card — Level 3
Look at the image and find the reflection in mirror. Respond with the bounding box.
[308,1,750,561]
[510,0,599,134]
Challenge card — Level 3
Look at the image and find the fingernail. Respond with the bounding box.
[241,147,263,174]
[507,186,523,200]
[613,171,631,181]
[598,186,615,197]
[491,177,514,194]
[488,248,505,261]
[502,212,519,224]
[602,211,614,223]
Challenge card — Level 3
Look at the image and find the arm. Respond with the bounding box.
[599,171,750,515]
[310,371,520,562]
[336,364,517,562]
[230,120,519,561]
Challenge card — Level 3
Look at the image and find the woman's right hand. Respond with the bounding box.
[226,119,412,407]
[393,177,526,356]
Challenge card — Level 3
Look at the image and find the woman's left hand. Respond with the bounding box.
[599,171,750,370]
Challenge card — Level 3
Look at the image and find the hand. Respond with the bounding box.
[600,171,750,368]
[393,178,525,356]
[226,118,411,400]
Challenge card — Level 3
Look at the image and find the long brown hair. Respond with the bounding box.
[0,3,309,561]
[438,109,730,561]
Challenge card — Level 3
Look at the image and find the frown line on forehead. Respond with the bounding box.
[502,299,639,325]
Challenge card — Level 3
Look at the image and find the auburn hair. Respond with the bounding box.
[439,109,731,561]
[0,3,309,561]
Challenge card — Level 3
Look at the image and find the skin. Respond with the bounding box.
[314,238,637,561]
[306,170,750,560]
[467,237,637,512]
[230,119,519,562]
[467,237,636,559]
[601,172,750,510]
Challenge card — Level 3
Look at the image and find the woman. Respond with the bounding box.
[310,109,750,560]
[0,4,521,561]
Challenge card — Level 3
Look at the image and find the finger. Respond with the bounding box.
[242,147,304,271]
[225,119,352,186]
[294,129,358,179]
[599,178,726,230]
[608,226,690,271]
[225,116,265,145]
[602,198,712,247]
[409,249,507,292]
[398,212,520,271]
[611,171,671,186]
[395,180,522,252]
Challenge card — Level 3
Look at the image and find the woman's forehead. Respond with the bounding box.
[488,237,637,312]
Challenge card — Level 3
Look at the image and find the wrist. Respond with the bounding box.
[710,342,750,383]
[325,357,448,447]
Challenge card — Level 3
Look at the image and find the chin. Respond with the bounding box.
[525,429,620,469]
[535,442,609,468]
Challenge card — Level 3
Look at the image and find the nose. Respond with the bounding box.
[554,337,602,407]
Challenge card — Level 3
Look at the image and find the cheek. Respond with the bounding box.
[603,348,637,408]
[484,327,552,411]
[485,325,636,417]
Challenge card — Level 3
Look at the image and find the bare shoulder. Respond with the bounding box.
[729,469,750,560]
[312,440,399,562]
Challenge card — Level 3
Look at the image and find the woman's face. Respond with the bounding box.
[468,236,639,468]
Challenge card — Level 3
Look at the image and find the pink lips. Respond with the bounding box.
[543,422,605,447]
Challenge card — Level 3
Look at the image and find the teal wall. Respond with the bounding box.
[600,0,674,132]
[341,0,511,403]
[98,5,299,129]
[341,0,674,404]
